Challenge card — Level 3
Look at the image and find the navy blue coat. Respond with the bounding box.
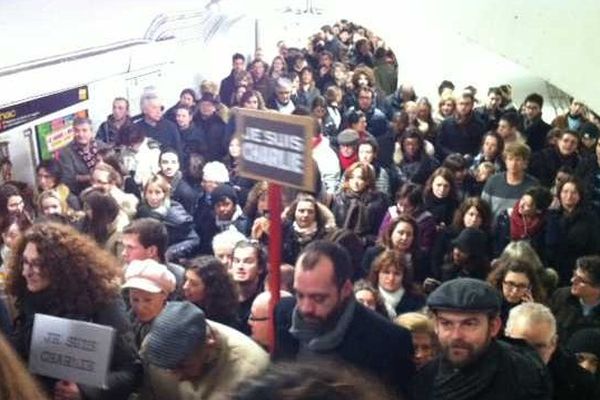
[274,297,415,398]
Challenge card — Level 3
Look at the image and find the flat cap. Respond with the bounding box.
[427,278,501,313]
[337,129,360,146]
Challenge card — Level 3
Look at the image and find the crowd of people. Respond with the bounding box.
[0,19,599,399]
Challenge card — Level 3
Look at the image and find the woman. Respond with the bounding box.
[494,186,553,258]
[136,174,199,262]
[353,279,387,317]
[440,227,491,282]
[415,97,438,144]
[332,162,388,247]
[239,89,267,111]
[121,259,175,349]
[81,188,128,257]
[423,167,459,228]
[0,214,31,317]
[7,222,138,399]
[268,55,287,80]
[431,197,492,279]
[433,94,456,124]
[362,215,424,281]
[393,129,439,188]
[358,136,390,196]
[0,183,33,228]
[395,312,438,370]
[182,256,240,328]
[295,66,321,108]
[545,176,600,285]
[470,131,505,173]
[368,249,425,320]
[311,95,338,140]
[36,159,80,210]
[222,135,256,207]
[487,258,546,326]
[281,193,334,264]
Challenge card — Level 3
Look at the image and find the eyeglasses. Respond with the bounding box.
[502,280,530,291]
[248,313,269,322]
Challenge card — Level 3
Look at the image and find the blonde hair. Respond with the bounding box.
[395,312,435,335]
[0,333,49,399]
[144,174,171,199]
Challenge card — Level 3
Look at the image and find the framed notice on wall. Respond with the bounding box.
[235,109,315,191]
[35,110,88,160]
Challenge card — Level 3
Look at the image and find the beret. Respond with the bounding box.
[427,278,502,313]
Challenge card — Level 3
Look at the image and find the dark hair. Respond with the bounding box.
[499,111,520,128]
[452,197,493,232]
[117,123,146,146]
[487,259,546,302]
[72,116,92,127]
[310,95,327,111]
[524,93,544,108]
[487,87,502,97]
[299,240,353,289]
[557,176,585,210]
[358,136,379,156]
[159,148,180,164]
[232,53,245,62]
[576,256,600,287]
[81,189,120,244]
[122,218,168,262]
[0,213,32,241]
[0,183,22,214]
[186,256,239,323]
[438,80,455,95]
[36,160,63,185]
[233,239,267,275]
[378,214,419,254]
[284,193,326,228]
[368,249,418,295]
[481,131,504,156]
[396,182,424,209]
[442,153,468,172]
[7,222,120,316]
[398,128,425,158]
[424,167,457,201]
[179,88,197,101]
[346,109,366,126]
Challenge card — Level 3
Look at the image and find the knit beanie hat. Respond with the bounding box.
[211,183,238,205]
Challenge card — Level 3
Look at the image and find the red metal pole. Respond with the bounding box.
[267,183,282,354]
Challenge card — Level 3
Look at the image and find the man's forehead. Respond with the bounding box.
[435,311,487,321]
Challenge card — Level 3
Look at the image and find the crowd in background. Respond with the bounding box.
[0,18,599,400]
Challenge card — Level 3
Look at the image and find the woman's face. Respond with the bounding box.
[257,192,269,214]
[301,70,313,85]
[413,332,436,370]
[356,73,369,88]
[272,58,284,72]
[37,168,57,190]
[355,289,376,310]
[482,136,499,159]
[391,221,414,252]
[129,288,167,323]
[518,194,537,217]
[378,266,403,292]
[358,143,375,164]
[463,206,482,229]
[440,100,455,117]
[2,222,21,249]
[7,195,24,214]
[145,183,167,209]
[348,168,367,193]
[417,103,431,120]
[22,242,51,293]
[235,86,247,102]
[229,138,242,158]
[432,176,451,199]
[183,269,206,305]
[312,106,327,120]
[403,138,420,158]
[502,271,531,304]
[41,197,62,216]
[243,95,259,110]
[294,200,316,228]
[560,182,580,211]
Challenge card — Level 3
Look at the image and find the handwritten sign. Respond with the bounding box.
[28,314,115,388]
[235,109,315,191]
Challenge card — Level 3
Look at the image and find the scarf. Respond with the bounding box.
[289,298,356,354]
[73,141,99,171]
[433,340,500,400]
[510,198,544,240]
[342,191,370,235]
[215,205,243,231]
[339,152,358,171]
[293,221,318,245]
[378,287,405,319]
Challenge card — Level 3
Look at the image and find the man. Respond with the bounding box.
[249,59,271,102]
[90,163,139,218]
[475,87,504,131]
[174,105,207,176]
[321,25,343,61]
[506,302,597,400]
[344,87,387,137]
[193,93,227,162]
[482,141,539,222]
[232,240,265,335]
[414,278,551,400]
[59,116,104,195]
[164,88,197,123]
[497,111,525,145]
[316,50,336,93]
[267,77,296,115]
[248,290,292,349]
[529,130,581,187]
[219,53,246,107]
[550,255,600,345]
[142,302,269,400]
[552,98,588,132]
[121,218,185,300]
[158,149,198,213]
[275,240,415,397]
[97,97,132,144]
[135,93,182,155]
[520,93,552,153]
[436,92,487,160]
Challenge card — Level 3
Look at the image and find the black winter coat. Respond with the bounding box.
[332,190,388,247]
[529,147,580,188]
[274,297,415,398]
[550,287,600,345]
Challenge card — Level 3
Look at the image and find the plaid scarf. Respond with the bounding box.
[73,141,99,171]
